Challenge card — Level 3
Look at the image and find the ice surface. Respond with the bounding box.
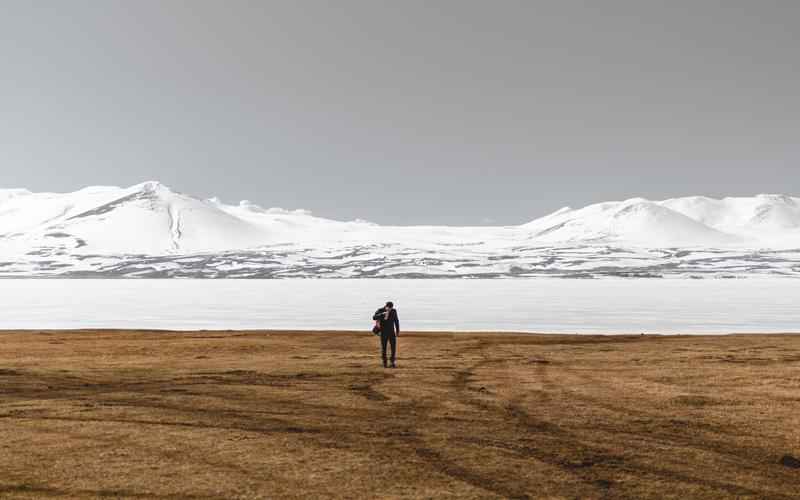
[0,279,797,333]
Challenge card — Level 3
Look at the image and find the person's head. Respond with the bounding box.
[385,301,394,310]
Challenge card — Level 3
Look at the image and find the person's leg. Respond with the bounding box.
[380,332,389,367]
[389,333,397,367]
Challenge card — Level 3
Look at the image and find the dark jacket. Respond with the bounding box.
[373,308,400,335]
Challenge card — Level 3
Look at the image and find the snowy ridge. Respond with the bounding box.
[1,182,799,278]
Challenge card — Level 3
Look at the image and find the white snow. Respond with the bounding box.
[0,181,271,254]
[0,182,799,277]
[522,198,744,247]
[661,194,800,247]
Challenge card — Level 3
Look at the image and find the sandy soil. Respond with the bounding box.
[1,330,800,499]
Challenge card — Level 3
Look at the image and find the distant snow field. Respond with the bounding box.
[0,279,797,333]
[1,182,800,278]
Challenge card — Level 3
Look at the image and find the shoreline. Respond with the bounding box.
[1,329,799,337]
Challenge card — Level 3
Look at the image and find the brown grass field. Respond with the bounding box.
[2,330,800,499]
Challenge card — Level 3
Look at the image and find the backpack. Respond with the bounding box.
[372,319,381,336]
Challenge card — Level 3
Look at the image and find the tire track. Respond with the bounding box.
[445,341,798,499]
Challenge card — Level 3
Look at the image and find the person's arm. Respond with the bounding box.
[372,309,385,321]
[394,310,400,335]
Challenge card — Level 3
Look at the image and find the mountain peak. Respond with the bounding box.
[619,197,650,205]
[131,181,172,194]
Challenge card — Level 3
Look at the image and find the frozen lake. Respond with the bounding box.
[0,279,798,334]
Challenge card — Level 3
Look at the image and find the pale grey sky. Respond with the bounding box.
[1,1,798,224]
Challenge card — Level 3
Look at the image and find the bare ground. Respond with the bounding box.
[2,330,800,499]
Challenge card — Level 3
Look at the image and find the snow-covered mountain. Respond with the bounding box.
[522,198,744,247]
[0,182,273,254]
[1,182,799,278]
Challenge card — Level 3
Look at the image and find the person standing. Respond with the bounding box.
[373,301,400,368]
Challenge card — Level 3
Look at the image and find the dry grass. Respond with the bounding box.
[2,330,800,499]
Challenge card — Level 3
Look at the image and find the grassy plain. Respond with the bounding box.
[2,330,800,499]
